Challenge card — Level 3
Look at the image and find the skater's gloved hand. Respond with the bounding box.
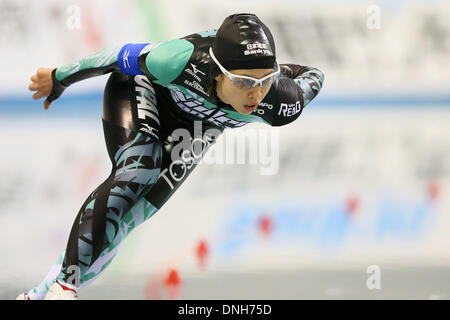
[28,67,56,110]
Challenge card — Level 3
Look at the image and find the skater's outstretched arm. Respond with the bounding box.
[28,40,194,110]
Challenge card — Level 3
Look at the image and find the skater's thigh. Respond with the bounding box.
[102,72,162,164]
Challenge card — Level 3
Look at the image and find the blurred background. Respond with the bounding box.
[0,0,449,299]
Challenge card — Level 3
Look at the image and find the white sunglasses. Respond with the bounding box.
[209,47,280,89]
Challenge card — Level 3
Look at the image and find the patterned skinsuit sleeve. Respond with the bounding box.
[281,64,324,107]
[47,40,193,104]
[270,64,324,127]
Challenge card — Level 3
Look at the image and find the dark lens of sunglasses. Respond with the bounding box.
[243,79,258,89]
[231,78,245,89]
[261,78,273,88]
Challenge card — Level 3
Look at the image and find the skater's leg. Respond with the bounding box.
[25,122,221,299]
[24,72,163,299]
[56,118,162,286]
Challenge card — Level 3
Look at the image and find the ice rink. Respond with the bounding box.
[3,266,449,300]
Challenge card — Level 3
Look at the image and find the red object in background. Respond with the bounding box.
[82,5,103,51]
[164,269,182,300]
[144,273,164,300]
[258,214,272,238]
[428,181,440,202]
[78,159,98,195]
[196,239,209,270]
[346,195,360,217]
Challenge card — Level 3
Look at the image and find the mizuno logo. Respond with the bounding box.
[190,63,205,75]
[184,63,205,83]
[123,50,130,68]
